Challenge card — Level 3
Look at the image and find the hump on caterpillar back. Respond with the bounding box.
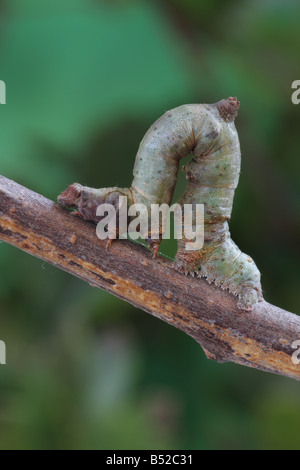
[215,96,240,122]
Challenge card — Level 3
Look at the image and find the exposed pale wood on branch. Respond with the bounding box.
[0,175,299,380]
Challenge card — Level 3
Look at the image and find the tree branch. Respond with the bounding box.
[0,175,299,380]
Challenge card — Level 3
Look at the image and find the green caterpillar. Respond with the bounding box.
[58,97,263,311]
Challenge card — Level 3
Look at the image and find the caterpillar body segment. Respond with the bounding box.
[172,99,263,309]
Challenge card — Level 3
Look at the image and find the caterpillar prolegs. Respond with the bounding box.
[58,97,263,310]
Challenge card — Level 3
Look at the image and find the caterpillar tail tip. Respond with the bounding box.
[237,287,263,312]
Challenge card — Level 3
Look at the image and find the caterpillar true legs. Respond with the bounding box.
[58,97,263,310]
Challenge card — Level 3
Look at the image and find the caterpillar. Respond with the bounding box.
[58,97,263,311]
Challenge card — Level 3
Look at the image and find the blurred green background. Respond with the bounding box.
[0,0,299,450]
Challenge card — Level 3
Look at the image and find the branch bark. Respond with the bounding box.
[0,175,300,380]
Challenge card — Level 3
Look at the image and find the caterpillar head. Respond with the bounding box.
[58,183,129,224]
